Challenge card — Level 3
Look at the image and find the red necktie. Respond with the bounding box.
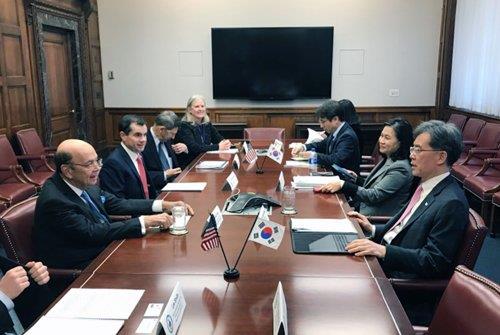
[136,156,149,199]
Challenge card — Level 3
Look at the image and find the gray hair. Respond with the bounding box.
[414,120,463,166]
[183,94,210,124]
[155,110,180,129]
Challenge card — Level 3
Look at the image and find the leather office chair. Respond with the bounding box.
[456,118,486,164]
[491,191,500,237]
[446,113,467,131]
[244,127,285,144]
[15,128,56,173]
[0,197,81,292]
[0,134,52,189]
[463,158,500,236]
[360,142,382,177]
[413,265,500,335]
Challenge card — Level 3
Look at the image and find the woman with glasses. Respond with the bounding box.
[317,118,414,216]
[175,95,232,168]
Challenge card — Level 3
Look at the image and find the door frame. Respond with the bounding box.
[30,5,87,144]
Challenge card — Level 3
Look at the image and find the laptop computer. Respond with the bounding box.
[290,230,358,254]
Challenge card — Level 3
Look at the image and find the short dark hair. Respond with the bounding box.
[119,114,146,134]
[54,151,73,173]
[338,99,359,125]
[315,100,344,121]
[155,111,180,129]
[383,118,413,161]
[414,120,463,166]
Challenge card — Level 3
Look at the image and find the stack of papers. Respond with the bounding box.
[291,175,340,188]
[305,128,325,144]
[196,160,228,169]
[207,148,239,154]
[162,182,207,191]
[290,218,356,233]
[284,160,310,168]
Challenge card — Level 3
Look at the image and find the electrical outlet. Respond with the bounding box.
[389,89,400,97]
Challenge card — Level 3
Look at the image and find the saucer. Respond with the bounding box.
[169,227,188,235]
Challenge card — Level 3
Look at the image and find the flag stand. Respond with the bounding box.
[227,216,259,279]
[213,223,239,280]
[255,156,267,174]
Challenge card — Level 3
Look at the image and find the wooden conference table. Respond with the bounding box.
[54,142,413,334]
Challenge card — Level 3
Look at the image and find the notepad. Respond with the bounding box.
[196,160,228,169]
[162,182,207,191]
[284,160,310,168]
[25,317,124,335]
[291,175,340,188]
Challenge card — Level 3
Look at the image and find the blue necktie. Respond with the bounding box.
[81,191,109,223]
[158,142,170,170]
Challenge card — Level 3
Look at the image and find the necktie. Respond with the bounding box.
[158,142,170,170]
[383,185,423,244]
[136,156,150,199]
[81,191,109,223]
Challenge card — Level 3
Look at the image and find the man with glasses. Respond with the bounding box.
[142,111,187,190]
[346,120,468,323]
[291,99,361,174]
[33,139,194,269]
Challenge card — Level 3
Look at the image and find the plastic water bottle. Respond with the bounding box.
[309,148,318,171]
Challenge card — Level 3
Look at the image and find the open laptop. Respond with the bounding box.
[290,224,359,254]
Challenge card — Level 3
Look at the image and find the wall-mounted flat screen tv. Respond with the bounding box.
[211,27,334,100]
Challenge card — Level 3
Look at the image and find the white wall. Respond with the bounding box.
[98,0,443,108]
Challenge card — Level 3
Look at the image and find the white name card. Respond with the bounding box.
[273,281,288,335]
[159,282,186,335]
[222,171,239,191]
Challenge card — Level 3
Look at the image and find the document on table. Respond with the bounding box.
[284,160,310,168]
[162,182,207,191]
[196,160,228,169]
[207,148,239,154]
[292,175,340,188]
[46,288,144,320]
[25,317,124,335]
[290,218,357,233]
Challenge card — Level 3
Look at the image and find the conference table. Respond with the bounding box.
[51,142,414,334]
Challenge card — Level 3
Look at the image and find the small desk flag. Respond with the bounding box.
[249,218,285,250]
[201,214,220,251]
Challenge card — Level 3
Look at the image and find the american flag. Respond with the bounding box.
[201,214,220,251]
[245,142,258,164]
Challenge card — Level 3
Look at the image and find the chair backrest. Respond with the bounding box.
[428,266,500,335]
[474,122,500,149]
[0,196,37,264]
[0,134,21,183]
[15,128,49,172]
[244,128,285,143]
[454,208,488,269]
[447,113,467,131]
[461,118,486,142]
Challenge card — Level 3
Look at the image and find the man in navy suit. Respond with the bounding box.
[291,99,361,174]
[100,115,157,199]
[142,111,188,190]
[346,120,468,324]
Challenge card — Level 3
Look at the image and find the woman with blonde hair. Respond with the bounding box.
[175,95,231,167]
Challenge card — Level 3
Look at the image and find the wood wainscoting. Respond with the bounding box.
[104,106,434,155]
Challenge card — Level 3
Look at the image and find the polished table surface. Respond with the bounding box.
[52,144,413,334]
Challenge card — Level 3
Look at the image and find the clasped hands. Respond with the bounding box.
[0,262,50,300]
[345,211,386,259]
[143,201,194,230]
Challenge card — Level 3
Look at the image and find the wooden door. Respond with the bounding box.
[42,29,76,145]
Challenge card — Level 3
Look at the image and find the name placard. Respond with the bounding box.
[222,171,239,191]
[159,282,186,335]
[273,281,288,335]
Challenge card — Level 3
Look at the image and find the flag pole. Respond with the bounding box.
[256,155,267,174]
[214,223,239,280]
[231,215,259,273]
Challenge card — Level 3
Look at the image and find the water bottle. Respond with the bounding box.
[309,148,317,171]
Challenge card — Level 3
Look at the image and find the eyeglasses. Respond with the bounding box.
[409,146,442,154]
[70,158,103,168]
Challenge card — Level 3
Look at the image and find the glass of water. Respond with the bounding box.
[169,205,188,235]
[281,186,297,215]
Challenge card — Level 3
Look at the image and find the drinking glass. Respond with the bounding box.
[281,186,297,214]
[170,205,188,235]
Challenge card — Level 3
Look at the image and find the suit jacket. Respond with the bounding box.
[373,175,469,279]
[175,121,224,168]
[34,173,155,269]
[306,123,361,174]
[342,158,413,216]
[99,144,157,199]
[143,130,181,189]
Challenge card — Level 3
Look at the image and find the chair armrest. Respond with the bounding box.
[413,325,429,335]
[367,216,391,224]
[16,154,47,161]
[460,148,497,165]
[44,146,57,152]
[462,140,477,146]
[389,278,448,294]
[476,158,500,178]
[40,154,55,172]
[360,164,375,171]
[0,164,30,183]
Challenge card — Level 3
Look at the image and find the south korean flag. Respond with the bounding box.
[249,217,285,250]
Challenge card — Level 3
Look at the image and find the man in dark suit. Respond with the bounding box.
[346,120,468,323]
[291,99,361,174]
[100,115,157,199]
[142,111,187,190]
[34,139,194,269]
[0,256,50,332]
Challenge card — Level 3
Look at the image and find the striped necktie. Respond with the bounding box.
[158,142,170,170]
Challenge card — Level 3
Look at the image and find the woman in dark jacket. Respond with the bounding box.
[175,95,232,168]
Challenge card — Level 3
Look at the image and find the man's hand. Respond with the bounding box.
[346,238,386,258]
[218,140,232,151]
[171,143,187,154]
[347,211,373,233]
[0,266,30,300]
[162,201,194,216]
[318,180,343,193]
[144,213,174,230]
[166,167,182,177]
[291,144,304,156]
[26,261,50,285]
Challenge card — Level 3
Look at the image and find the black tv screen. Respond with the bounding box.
[211,27,333,100]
